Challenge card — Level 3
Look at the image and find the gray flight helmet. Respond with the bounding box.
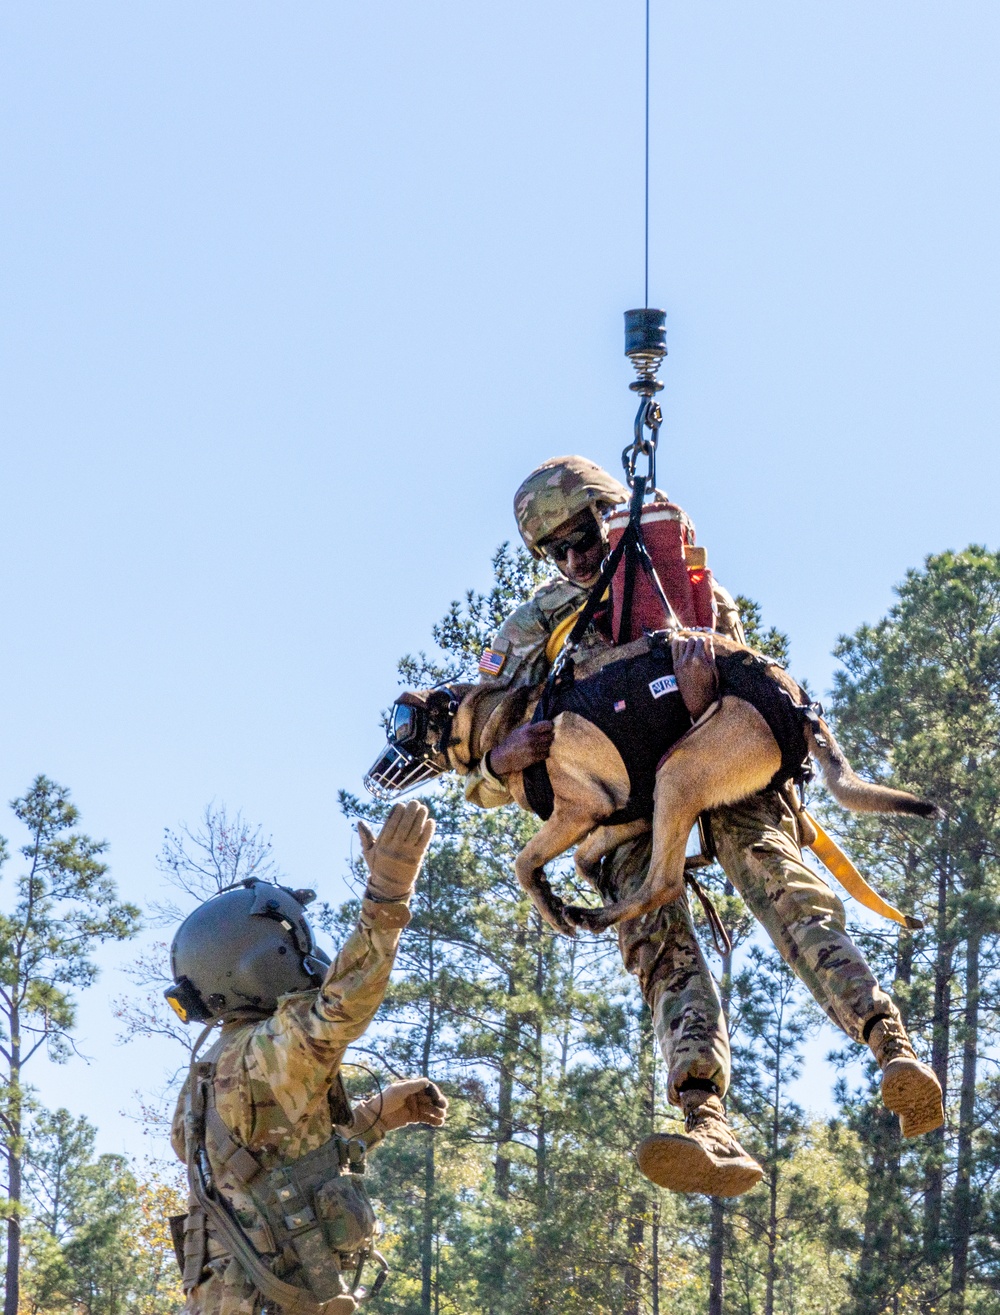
[165,879,332,1024]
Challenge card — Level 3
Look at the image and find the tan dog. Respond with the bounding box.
[397,632,939,936]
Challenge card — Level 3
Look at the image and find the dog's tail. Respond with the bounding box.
[806,719,942,819]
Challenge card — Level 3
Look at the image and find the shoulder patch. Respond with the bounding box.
[479,648,507,676]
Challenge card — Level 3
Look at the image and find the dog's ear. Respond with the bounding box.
[398,691,430,710]
[425,689,456,718]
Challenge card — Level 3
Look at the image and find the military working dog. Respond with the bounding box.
[382,631,940,937]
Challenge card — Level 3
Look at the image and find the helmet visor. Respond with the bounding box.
[364,742,443,801]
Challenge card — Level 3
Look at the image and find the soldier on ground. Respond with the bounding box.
[166,800,447,1314]
[464,455,943,1198]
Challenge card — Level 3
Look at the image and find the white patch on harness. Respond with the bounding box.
[648,675,678,699]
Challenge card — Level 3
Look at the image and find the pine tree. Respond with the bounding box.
[0,777,140,1315]
[827,546,1000,1312]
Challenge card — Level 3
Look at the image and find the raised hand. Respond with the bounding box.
[358,801,435,904]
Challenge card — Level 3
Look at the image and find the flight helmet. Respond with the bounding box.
[165,879,331,1024]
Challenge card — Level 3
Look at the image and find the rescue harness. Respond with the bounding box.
[531,320,922,934]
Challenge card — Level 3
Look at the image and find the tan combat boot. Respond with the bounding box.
[868,1015,944,1137]
[636,1090,763,1198]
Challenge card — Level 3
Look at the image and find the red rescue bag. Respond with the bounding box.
[608,501,716,642]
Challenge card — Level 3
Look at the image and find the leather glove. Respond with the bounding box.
[358,801,435,904]
[353,1079,449,1137]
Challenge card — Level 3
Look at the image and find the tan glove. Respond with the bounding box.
[358,800,435,904]
[352,1079,449,1138]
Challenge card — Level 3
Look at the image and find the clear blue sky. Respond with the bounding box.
[2,3,998,1158]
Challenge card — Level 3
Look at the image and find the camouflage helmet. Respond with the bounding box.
[514,457,629,558]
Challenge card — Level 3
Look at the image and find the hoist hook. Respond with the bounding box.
[622,308,667,492]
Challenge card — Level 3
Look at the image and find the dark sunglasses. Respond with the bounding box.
[542,519,603,563]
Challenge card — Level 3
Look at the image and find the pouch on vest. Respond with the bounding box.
[607,501,716,641]
[261,1135,378,1303]
[185,1047,383,1309]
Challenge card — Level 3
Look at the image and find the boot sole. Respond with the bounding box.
[636,1134,763,1198]
[881,1060,945,1138]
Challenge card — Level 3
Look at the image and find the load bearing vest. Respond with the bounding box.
[608,500,716,641]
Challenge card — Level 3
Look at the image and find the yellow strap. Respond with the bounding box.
[804,812,923,931]
[545,609,583,664]
[545,591,612,665]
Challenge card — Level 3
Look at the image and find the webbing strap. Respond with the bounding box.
[684,873,732,958]
[559,526,631,658]
[539,531,632,717]
[618,478,646,644]
[204,1105,262,1187]
[804,813,924,932]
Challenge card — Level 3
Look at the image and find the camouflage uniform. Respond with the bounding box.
[468,570,896,1099]
[467,573,739,1101]
[711,792,894,1040]
[170,896,410,1315]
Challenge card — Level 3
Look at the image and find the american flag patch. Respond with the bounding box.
[478,648,506,676]
[614,699,627,713]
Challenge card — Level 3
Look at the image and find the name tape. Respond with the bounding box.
[649,674,679,699]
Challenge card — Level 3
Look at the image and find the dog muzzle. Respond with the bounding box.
[364,690,462,801]
[364,742,445,801]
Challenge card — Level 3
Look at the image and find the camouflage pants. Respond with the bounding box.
[601,837,731,1105]
[711,790,896,1043]
[601,790,897,1106]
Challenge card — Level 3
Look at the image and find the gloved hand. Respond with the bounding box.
[358,800,435,904]
[353,1080,449,1137]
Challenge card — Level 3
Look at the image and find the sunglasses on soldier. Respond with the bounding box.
[541,518,603,563]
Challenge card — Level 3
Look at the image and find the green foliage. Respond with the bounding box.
[0,777,141,1315]
[19,1113,183,1315]
[736,595,791,667]
[825,545,1000,1312]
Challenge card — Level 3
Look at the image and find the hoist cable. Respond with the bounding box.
[644,0,650,308]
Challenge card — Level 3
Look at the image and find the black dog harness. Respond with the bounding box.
[522,640,819,823]
[524,642,690,823]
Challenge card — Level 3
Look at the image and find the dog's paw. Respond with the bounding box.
[562,903,615,934]
[531,886,577,938]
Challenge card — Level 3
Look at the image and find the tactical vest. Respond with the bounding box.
[525,637,691,822]
[177,1037,385,1314]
